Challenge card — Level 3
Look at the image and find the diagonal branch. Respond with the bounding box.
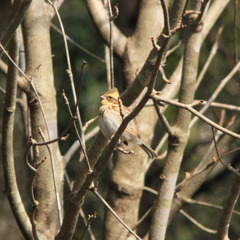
[180,209,217,234]
[50,23,105,63]
[89,186,141,240]
[152,95,240,139]
[190,61,240,128]
[211,127,240,177]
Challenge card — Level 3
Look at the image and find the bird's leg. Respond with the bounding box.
[115,146,134,154]
[114,141,134,154]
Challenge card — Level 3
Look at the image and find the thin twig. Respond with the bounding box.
[151,99,239,170]
[62,91,92,172]
[79,208,97,240]
[166,40,182,57]
[154,132,168,153]
[38,128,63,224]
[153,99,173,136]
[211,127,240,177]
[75,61,87,116]
[233,0,240,82]
[48,0,86,146]
[179,197,240,216]
[143,186,158,195]
[89,186,141,240]
[197,101,240,111]
[131,207,152,231]
[51,23,105,63]
[152,94,240,139]
[106,0,117,88]
[196,26,223,89]
[83,117,98,132]
[145,150,167,171]
[180,209,217,234]
[160,0,171,37]
[25,136,42,240]
[190,60,240,129]
[159,65,171,83]
[145,100,240,112]
[176,159,217,191]
[64,127,99,166]
[79,212,97,240]
[176,110,228,190]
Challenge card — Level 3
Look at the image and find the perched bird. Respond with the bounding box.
[98,88,158,159]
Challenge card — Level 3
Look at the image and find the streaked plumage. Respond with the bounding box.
[98,88,158,159]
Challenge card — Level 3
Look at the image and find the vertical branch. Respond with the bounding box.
[149,1,205,239]
[105,45,111,89]
[0,0,32,53]
[0,41,63,228]
[2,33,33,239]
[195,26,222,89]
[106,0,117,88]
[22,1,64,237]
[48,0,85,144]
[217,176,240,240]
[233,0,240,82]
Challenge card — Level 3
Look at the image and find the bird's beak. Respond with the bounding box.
[101,95,105,99]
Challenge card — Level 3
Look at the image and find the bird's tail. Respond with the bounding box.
[139,141,158,159]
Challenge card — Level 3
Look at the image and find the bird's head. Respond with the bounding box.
[101,88,120,105]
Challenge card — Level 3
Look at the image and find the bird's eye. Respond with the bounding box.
[108,96,113,100]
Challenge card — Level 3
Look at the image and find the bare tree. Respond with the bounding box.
[0,0,239,240]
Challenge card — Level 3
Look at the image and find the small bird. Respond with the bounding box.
[98,88,158,159]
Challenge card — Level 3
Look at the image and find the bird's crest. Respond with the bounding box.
[104,88,119,99]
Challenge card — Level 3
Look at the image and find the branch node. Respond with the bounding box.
[191,100,204,107]
[159,65,171,84]
[160,174,166,180]
[109,4,119,21]
[61,134,70,141]
[35,157,47,168]
[151,37,161,51]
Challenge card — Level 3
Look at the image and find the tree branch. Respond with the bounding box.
[149,2,204,238]
[89,186,141,240]
[2,32,33,240]
[180,209,217,234]
[0,0,32,53]
[84,0,127,58]
[217,176,240,239]
[169,120,240,222]
[152,95,240,139]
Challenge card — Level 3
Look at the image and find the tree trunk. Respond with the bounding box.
[22,1,63,238]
